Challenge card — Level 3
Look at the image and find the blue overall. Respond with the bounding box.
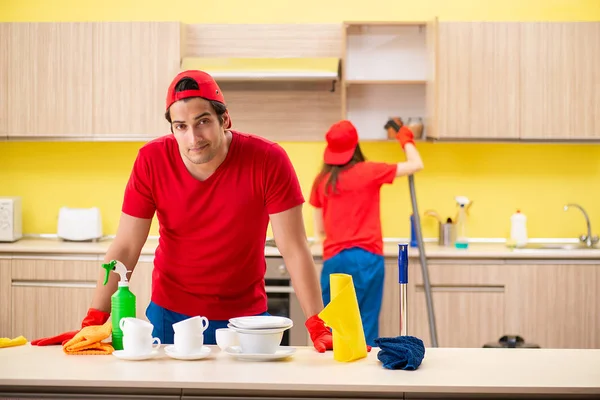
[320,247,385,347]
[145,301,270,345]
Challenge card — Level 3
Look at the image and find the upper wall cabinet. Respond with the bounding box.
[519,23,600,140]
[181,24,343,142]
[92,22,180,139]
[429,21,600,141]
[7,23,94,138]
[432,22,520,140]
[3,22,181,140]
[341,21,436,141]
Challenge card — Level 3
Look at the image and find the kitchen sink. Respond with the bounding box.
[514,243,598,251]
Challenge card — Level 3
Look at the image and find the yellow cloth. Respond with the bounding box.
[318,273,368,362]
[63,320,114,355]
[0,336,27,348]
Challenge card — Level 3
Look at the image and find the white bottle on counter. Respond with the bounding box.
[510,210,528,248]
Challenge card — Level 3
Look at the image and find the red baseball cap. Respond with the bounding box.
[323,120,359,165]
[165,70,232,129]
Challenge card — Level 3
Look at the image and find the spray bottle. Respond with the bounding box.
[102,260,136,351]
[454,196,470,249]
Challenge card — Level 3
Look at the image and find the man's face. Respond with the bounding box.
[169,97,228,165]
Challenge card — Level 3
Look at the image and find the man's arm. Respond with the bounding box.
[90,212,152,312]
[270,205,323,318]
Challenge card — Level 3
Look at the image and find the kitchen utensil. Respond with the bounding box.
[224,346,296,361]
[424,210,442,224]
[406,117,424,139]
[165,345,212,360]
[215,328,240,350]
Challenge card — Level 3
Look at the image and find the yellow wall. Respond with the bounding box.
[1,0,600,240]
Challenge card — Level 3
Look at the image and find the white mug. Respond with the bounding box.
[174,332,204,355]
[172,316,209,335]
[122,333,161,356]
[215,328,239,351]
[119,317,154,337]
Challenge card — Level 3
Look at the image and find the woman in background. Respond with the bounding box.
[309,119,424,346]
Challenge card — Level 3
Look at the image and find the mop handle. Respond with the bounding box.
[398,243,409,337]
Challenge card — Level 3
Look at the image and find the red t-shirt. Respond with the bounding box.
[310,161,397,261]
[122,131,305,320]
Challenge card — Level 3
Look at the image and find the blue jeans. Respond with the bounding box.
[145,301,270,345]
[321,247,385,347]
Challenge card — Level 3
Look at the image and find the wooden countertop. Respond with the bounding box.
[0,345,599,398]
[0,237,599,260]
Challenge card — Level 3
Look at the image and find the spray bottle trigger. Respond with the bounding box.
[101,260,117,286]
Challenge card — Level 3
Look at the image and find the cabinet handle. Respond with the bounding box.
[12,280,96,289]
[415,285,504,293]
[265,285,294,294]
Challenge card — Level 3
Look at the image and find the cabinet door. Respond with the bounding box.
[0,24,8,139]
[0,258,10,338]
[7,23,93,137]
[520,22,600,139]
[434,22,520,139]
[92,22,181,139]
[410,261,506,348]
[504,263,600,349]
[11,258,98,340]
[128,259,154,321]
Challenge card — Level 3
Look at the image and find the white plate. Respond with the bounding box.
[224,346,296,361]
[229,316,293,330]
[227,323,291,335]
[112,349,160,361]
[164,345,211,361]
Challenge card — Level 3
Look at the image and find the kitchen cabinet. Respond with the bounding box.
[0,24,7,139]
[380,260,506,348]
[380,259,600,349]
[6,256,154,340]
[3,22,180,140]
[432,22,520,140]
[430,21,600,141]
[128,258,154,322]
[503,261,600,349]
[6,23,94,138]
[341,21,435,141]
[10,257,99,340]
[519,23,600,140]
[92,22,181,139]
[0,258,10,337]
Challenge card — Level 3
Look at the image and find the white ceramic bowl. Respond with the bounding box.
[237,330,283,354]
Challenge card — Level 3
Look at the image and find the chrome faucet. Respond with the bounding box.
[564,203,599,248]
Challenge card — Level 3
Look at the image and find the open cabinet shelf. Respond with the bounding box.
[346,83,426,140]
[341,21,434,141]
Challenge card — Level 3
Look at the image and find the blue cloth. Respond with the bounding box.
[145,301,270,345]
[321,247,385,347]
[373,336,426,370]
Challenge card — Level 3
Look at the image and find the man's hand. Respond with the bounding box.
[305,314,333,352]
[31,308,110,346]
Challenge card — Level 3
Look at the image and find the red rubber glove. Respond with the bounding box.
[305,314,333,353]
[30,308,110,346]
[305,314,372,353]
[395,126,415,150]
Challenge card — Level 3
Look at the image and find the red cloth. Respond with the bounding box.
[310,161,397,260]
[30,308,110,346]
[122,131,304,320]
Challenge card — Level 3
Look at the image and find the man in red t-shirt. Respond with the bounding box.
[309,119,424,346]
[32,70,333,352]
